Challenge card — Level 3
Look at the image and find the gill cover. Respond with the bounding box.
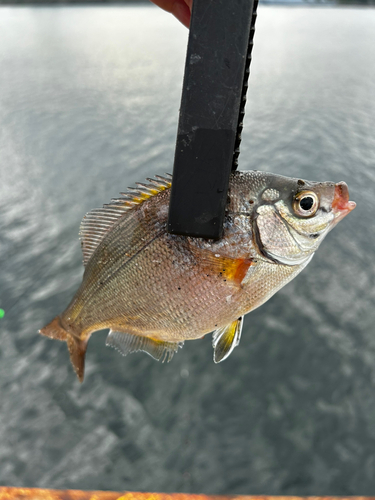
[254,204,314,266]
[253,185,336,266]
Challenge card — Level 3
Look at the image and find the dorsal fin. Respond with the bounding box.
[212,316,243,363]
[79,174,172,266]
[106,330,183,363]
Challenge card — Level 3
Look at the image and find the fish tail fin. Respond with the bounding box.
[39,316,87,383]
[39,316,68,341]
[66,334,87,383]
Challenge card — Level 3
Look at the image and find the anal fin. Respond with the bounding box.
[212,316,244,363]
[106,330,183,363]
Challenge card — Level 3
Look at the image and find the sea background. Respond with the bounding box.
[1,3,375,494]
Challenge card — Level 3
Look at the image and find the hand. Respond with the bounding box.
[150,0,193,28]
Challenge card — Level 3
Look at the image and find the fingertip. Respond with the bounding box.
[172,0,191,28]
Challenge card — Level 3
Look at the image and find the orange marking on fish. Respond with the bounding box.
[217,257,253,285]
[197,249,253,287]
[232,258,253,285]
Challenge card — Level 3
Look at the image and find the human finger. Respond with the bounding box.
[150,0,192,28]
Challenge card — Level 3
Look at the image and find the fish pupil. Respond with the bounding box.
[300,196,314,211]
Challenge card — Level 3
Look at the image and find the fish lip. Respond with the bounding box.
[332,182,356,222]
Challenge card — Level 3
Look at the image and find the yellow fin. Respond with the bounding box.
[79,174,172,266]
[117,174,172,209]
[212,316,243,363]
[106,330,183,363]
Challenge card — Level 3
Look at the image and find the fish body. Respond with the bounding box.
[40,170,355,381]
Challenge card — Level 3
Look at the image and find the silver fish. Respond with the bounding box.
[40,170,356,381]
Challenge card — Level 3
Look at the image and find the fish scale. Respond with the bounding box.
[40,170,355,382]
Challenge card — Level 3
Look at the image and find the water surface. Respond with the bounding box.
[0,4,375,494]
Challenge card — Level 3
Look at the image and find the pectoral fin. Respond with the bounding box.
[106,330,183,363]
[188,245,253,287]
[212,316,244,363]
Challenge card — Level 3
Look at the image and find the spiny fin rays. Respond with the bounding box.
[212,316,244,363]
[79,173,172,266]
[106,330,183,363]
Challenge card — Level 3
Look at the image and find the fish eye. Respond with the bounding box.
[293,191,319,217]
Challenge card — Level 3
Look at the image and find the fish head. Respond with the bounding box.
[229,171,356,266]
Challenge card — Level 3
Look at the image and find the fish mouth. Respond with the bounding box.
[332,182,356,222]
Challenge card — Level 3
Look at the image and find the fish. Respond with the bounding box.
[39,170,356,382]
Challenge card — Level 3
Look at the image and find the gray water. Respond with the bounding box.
[1,4,375,495]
